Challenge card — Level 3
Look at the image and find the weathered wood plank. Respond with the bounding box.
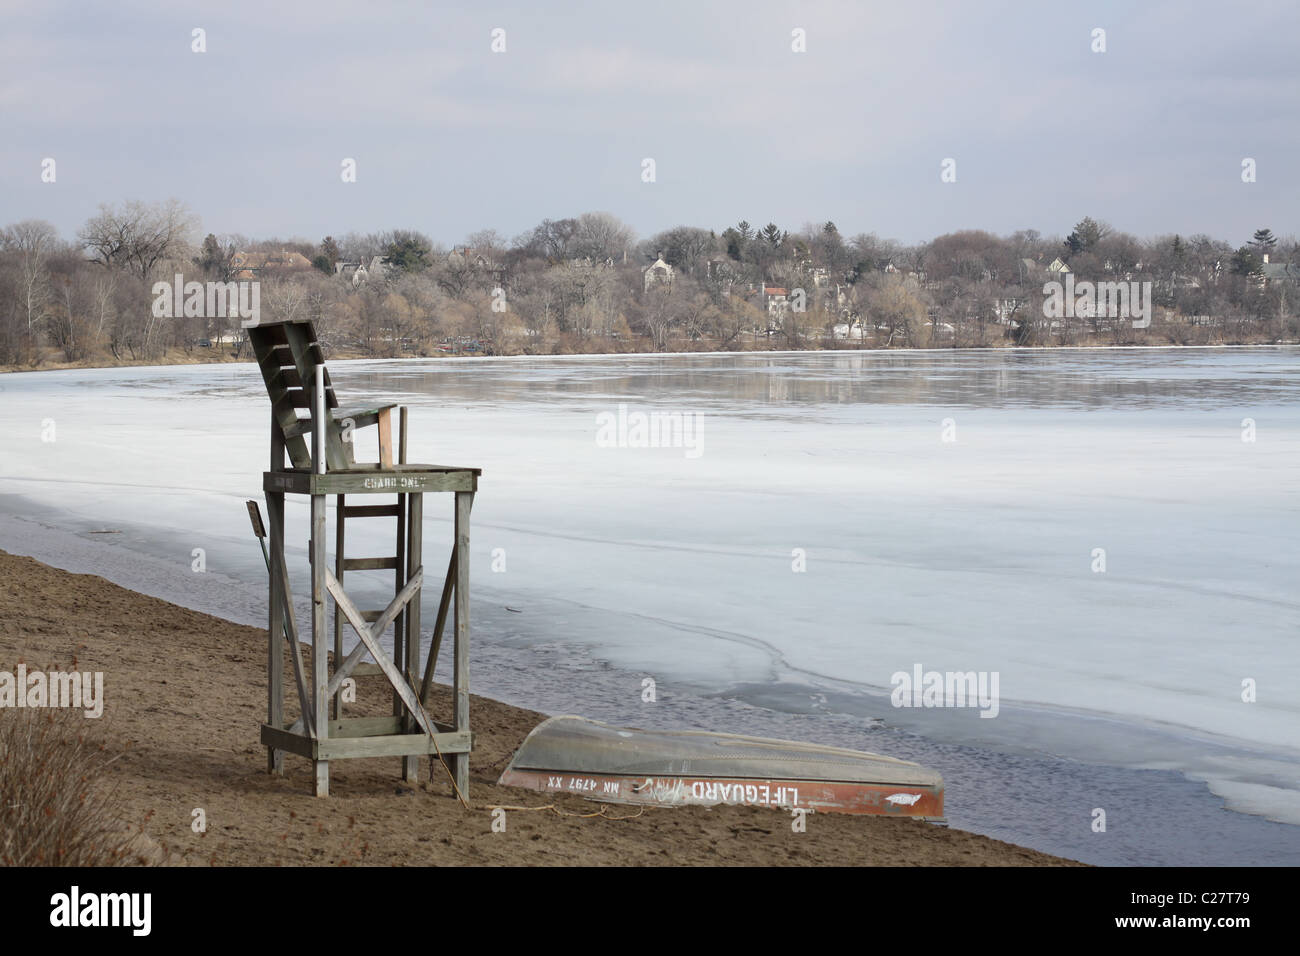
[325,568,437,740]
[341,556,398,571]
[263,469,479,496]
[311,365,330,797]
[327,716,402,738]
[267,492,313,736]
[324,567,424,699]
[317,731,471,761]
[334,404,397,427]
[420,550,456,705]
[266,482,284,773]
[393,490,408,738]
[341,504,402,518]
[288,711,455,739]
[260,723,315,759]
[402,492,423,781]
[453,490,473,797]
[377,406,394,469]
[399,407,408,466]
[332,493,345,721]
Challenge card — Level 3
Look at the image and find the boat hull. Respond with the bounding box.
[498,716,944,819]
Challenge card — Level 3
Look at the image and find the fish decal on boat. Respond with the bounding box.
[885,793,923,806]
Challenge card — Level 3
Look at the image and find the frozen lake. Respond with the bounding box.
[1,346,1298,865]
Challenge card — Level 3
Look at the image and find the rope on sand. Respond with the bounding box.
[486,804,651,821]
[409,692,470,809]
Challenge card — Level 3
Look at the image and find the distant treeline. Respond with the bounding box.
[1,202,1296,368]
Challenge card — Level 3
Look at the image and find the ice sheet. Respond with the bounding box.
[1,347,1297,834]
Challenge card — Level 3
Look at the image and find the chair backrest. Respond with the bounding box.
[249,320,353,471]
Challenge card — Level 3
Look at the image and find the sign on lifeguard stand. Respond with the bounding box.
[249,318,480,798]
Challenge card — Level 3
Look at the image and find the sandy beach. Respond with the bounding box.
[0,548,1082,866]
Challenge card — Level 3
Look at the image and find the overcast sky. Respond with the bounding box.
[2,0,1296,248]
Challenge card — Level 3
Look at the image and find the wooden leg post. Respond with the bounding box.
[311,367,330,797]
[266,490,285,775]
[333,495,345,721]
[402,492,423,782]
[453,490,472,798]
[312,490,329,797]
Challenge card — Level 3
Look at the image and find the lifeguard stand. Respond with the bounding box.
[251,318,480,798]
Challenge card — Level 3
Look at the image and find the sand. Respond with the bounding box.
[0,548,1080,866]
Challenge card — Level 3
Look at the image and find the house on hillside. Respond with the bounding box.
[449,246,508,286]
[335,255,391,288]
[761,284,789,321]
[1260,254,1300,287]
[883,259,927,286]
[1019,255,1071,284]
[643,256,674,293]
[230,249,315,280]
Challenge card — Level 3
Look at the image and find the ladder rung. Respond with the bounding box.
[256,346,292,367]
[269,367,306,391]
[342,557,399,571]
[342,504,402,519]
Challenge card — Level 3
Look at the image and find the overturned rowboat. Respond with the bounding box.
[498,716,944,819]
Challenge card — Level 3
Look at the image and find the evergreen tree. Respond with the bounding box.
[1231,246,1263,278]
[320,235,341,268]
[384,231,432,273]
[1064,216,1106,255]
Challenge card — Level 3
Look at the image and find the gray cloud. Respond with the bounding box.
[1,0,1295,247]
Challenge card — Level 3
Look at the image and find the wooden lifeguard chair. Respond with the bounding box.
[251,318,480,797]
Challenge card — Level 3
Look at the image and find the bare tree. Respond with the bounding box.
[572,212,634,263]
[868,274,927,347]
[518,218,579,262]
[78,199,199,280]
[1,220,58,332]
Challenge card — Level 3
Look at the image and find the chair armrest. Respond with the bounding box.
[333,404,399,467]
[333,404,398,430]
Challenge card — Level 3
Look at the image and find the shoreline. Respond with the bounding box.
[2,340,1296,377]
[0,546,1081,866]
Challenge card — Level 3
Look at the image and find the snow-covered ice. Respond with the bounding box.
[1,347,1297,857]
